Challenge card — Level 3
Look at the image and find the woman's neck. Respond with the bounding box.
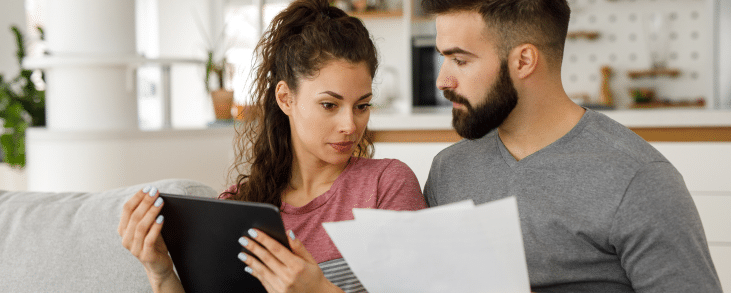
[283,155,350,208]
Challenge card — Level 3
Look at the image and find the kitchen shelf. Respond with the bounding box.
[630,98,706,109]
[566,31,601,41]
[348,10,403,19]
[627,68,681,79]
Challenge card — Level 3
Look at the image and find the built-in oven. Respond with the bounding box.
[412,36,451,107]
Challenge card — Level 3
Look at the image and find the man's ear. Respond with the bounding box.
[275,80,293,116]
[509,44,539,79]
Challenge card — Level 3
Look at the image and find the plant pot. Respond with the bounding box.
[0,163,27,191]
[234,104,256,122]
[211,90,234,120]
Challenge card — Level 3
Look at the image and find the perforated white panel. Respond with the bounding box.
[562,0,713,108]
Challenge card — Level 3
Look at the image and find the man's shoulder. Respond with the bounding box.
[579,110,668,165]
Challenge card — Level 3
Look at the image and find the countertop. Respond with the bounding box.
[368,107,731,130]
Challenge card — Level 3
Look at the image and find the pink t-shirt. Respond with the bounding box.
[220,157,427,263]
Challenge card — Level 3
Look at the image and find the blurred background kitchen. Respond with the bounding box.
[0,0,729,289]
[0,0,728,194]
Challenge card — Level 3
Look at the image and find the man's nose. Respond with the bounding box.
[436,65,456,91]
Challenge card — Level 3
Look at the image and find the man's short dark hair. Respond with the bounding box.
[423,0,570,67]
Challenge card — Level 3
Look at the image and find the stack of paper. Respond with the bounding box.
[323,197,530,293]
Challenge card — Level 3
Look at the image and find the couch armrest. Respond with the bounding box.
[0,179,216,292]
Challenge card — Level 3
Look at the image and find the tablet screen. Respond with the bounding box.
[159,193,289,292]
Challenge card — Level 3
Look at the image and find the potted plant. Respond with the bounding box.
[0,25,45,168]
[204,51,234,120]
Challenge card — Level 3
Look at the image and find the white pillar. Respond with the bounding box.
[25,0,140,191]
[42,0,138,131]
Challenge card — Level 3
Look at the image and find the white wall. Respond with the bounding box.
[157,0,215,128]
[365,18,412,113]
[719,0,731,108]
[0,0,26,78]
[25,127,236,193]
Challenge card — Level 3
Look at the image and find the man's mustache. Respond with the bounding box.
[443,90,471,109]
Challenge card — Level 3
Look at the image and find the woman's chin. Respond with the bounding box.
[322,152,354,166]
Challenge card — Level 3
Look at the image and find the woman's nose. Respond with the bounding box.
[338,111,356,135]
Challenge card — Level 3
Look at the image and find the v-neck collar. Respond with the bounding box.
[496,108,592,168]
[279,158,355,215]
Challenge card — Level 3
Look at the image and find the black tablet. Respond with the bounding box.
[159,193,290,293]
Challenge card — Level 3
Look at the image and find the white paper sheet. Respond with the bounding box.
[323,197,530,293]
[352,199,475,221]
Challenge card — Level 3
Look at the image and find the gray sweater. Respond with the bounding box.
[424,109,722,292]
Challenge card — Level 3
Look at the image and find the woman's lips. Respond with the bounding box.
[329,141,354,152]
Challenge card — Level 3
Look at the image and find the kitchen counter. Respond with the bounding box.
[368,107,731,142]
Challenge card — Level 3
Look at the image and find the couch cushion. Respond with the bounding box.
[0,178,218,292]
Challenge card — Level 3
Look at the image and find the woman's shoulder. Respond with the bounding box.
[347,158,426,210]
[218,184,239,200]
[349,157,413,174]
[346,158,418,184]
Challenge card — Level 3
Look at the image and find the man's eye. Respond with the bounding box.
[453,58,466,66]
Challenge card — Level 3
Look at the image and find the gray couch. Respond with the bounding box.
[0,179,218,292]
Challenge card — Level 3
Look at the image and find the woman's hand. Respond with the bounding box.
[117,187,182,292]
[238,229,344,293]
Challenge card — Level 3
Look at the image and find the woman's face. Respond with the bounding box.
[276,59,373,167]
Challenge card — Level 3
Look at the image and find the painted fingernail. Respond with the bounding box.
[154,197,163,207]
[149,187,158,197]
[238,252,247,262]
[142,186,151,193]
[156,215,164,224]
[238,237,248,247]
[245,266,253,274]
[288,230,296,240]
[247,229,258,238]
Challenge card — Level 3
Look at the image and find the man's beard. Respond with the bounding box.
[443,61,518,140]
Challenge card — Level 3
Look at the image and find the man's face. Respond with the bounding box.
[435,11,518,139]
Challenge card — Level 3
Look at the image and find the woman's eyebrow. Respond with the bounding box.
[320,91,373,101]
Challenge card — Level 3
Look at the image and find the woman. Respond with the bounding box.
[117,0,426,292]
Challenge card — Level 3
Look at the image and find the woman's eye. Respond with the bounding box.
[321,102,336,110]
[357,103,372,111]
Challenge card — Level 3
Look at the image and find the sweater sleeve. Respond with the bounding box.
[423,151,443,208]
[609,161,722,293]
[375,159,428,211]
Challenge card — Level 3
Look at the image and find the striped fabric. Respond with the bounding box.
[319,258,367,293]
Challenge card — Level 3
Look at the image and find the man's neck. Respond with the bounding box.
[497,93,585,161]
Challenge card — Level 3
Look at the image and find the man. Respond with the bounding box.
[421,0,723,292]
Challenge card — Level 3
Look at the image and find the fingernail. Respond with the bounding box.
[156,215,164,224]
[245,266,253,274]
[288,230,296,240]
[154,197,163,207]
[149,187,158,197]
[247,229,258,238]
[238,252,247,262]
[142,186,151,193]
[238,237,248,247]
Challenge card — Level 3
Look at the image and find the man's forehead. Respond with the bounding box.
[435,11,492,54]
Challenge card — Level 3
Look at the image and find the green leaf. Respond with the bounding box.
[0,25,45,167]
[1,132,25,167]
[11,26,25,67]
